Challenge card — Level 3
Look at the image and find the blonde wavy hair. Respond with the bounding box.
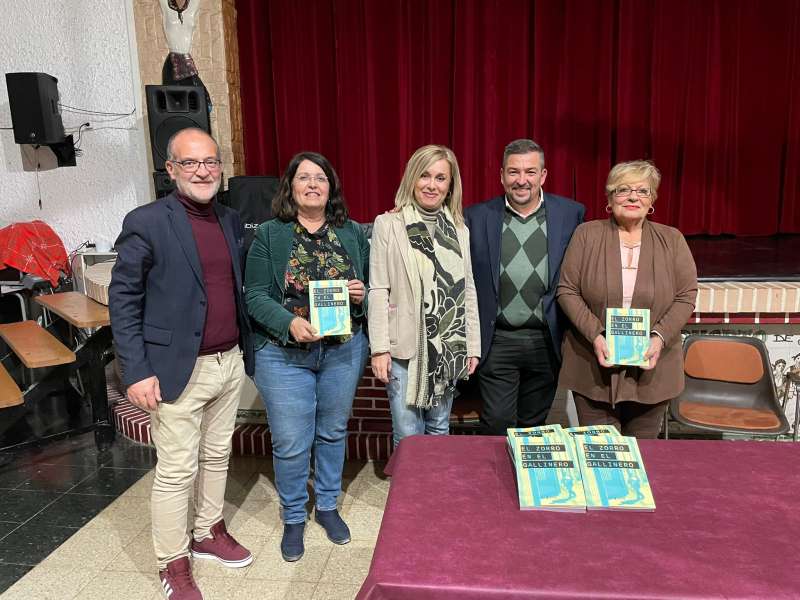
[605,160,662,202]
[394,145,464,225]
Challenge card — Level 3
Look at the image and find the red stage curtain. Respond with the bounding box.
[236,0,800,235]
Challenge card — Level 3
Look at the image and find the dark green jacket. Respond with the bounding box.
[244,218,370,349]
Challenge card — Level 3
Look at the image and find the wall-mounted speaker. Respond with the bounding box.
[5,72,66,145]
[145,85,210,171]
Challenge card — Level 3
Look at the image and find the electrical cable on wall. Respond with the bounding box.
[58,103,135,117]
[35,146,43,210]
[59,105,139,155]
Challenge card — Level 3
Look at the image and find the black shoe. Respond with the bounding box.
[315,509,351,545]
[280,522,305,562]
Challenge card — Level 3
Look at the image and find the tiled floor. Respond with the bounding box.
[0,434,388,600]
[0,434,157,594]
[0,389,577,599]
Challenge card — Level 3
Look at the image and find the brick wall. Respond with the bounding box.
[348,367,394,459]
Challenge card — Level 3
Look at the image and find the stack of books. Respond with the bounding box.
[507,424,655,512]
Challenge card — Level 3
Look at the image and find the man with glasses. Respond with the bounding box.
[110,128,253,600]
[465,139,584,435]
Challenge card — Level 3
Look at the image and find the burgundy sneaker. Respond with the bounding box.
[190,519,253,568]
[159,557,203,600]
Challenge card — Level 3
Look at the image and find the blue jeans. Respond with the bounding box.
[386,358,454,448]
[253,331,368,524]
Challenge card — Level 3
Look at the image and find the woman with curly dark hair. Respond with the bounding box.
[245,151,369,562]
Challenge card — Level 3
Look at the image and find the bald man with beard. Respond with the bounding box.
[110,129,253,600]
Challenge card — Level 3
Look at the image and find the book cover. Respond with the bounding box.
[308,280,351,336]
[575,433,655,511]
[508,434,586,512]
[565,424,621,437]
[507,425,565,439]
[605,308,650,366]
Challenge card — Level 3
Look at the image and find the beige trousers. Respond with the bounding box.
[150,345,245,569]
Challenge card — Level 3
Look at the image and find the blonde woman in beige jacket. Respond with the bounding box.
[368,145,481,448]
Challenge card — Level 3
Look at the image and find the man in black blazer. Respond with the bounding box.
[465,139,584,435]
[109,128,254,599]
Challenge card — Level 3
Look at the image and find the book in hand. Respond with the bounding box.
[574,433,655,511]
[309,280,351,336]
[605,308,650,366]
[507,432,586,512]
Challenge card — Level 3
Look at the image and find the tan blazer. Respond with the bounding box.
[368,211,481,360]
[556,218,697,405]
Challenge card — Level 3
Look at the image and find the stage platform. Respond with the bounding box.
[688,235,800,282]
[686,235,800,322]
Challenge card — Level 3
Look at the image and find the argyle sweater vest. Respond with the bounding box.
[496,204,548,329]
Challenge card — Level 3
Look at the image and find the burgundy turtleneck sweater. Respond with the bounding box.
[177,192,239,355]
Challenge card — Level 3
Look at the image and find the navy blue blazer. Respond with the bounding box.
[109,192,254,402]
[464,194,585,363]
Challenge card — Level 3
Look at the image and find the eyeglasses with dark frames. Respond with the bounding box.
[613,186,651,198]
[170,159,223,172]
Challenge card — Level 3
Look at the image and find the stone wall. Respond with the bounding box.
[132,0,244,184]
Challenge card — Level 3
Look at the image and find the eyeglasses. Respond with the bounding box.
[614,186,651,198]
[170,159,223,172]
[294,174,329,185]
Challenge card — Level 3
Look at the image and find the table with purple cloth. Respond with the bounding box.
[357,435,800,600]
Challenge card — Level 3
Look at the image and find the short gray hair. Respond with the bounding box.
[502,139,545,168]
[166,128,219,160]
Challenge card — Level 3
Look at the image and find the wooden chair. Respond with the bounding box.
[669,335,789,438]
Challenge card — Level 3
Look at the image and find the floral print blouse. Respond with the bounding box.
[274,221,361,347]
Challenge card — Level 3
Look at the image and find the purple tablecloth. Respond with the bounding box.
[357,435,800,599]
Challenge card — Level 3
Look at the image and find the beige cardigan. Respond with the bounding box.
[557,218,697,405]
[368,211,481,360]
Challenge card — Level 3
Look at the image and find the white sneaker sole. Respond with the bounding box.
[190,550,253,568]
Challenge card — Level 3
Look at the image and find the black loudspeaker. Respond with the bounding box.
[5,72,66,145]
[153,171,176,199]
[223,176,279,250]
[145,85,210,170]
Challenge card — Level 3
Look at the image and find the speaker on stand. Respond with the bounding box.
[223,176,279,251]
[145,85,211,197]
[152,171,176,199]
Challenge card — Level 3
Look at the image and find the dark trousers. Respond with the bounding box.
[572,392,667,439]
[478,328,558,435]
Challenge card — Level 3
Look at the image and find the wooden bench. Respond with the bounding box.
[34,291,110,328]
[0,363,22,408]
[0,320,76,368]
[0,298,115,450]
[30,292,115,450]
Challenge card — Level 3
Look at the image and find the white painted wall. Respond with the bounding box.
[0,0,151,253]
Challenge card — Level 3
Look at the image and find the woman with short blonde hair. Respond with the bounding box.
[557,160,697,438]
